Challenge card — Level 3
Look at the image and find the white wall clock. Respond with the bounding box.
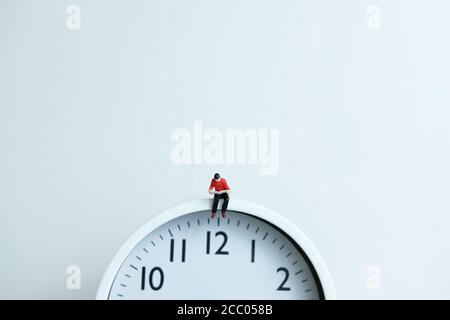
[97,199,336,300]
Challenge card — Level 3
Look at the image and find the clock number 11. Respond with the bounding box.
[170,238,186,263]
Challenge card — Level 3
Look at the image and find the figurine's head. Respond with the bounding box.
[213,173,220,181]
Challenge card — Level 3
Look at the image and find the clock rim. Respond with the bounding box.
[96,198,337,300]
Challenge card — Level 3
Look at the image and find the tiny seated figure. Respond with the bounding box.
[208,173,231,219]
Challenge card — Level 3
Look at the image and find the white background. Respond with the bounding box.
[1,0,450,299]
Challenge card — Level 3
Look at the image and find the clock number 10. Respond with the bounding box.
[141,266,164,291]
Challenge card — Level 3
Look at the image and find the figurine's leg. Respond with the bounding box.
[221,193,229,218]
[211,194,219,218]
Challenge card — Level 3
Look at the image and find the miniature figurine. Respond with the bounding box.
[208,173,231,219]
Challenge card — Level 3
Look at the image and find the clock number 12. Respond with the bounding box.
[206,231,229,255]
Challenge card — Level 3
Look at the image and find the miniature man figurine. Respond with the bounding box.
[208,173,231,219]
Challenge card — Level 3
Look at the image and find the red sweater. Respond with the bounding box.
[209,178,230,192]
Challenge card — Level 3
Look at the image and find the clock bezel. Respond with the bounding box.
[96,198,337,299]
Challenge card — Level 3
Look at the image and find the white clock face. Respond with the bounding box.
[98,201,334,300]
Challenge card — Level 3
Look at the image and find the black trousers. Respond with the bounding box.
[212,193,229,213]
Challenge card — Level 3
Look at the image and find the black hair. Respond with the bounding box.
[214,173,220,179]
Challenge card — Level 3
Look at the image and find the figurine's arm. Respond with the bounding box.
[208,179,216,194]
[217,179,231,194]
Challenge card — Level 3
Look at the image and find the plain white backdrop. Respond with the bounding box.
[1,0,450,299]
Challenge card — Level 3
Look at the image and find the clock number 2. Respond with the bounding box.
[141,266,164,291]
[276,267,291,291]
[206,231,229,255]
